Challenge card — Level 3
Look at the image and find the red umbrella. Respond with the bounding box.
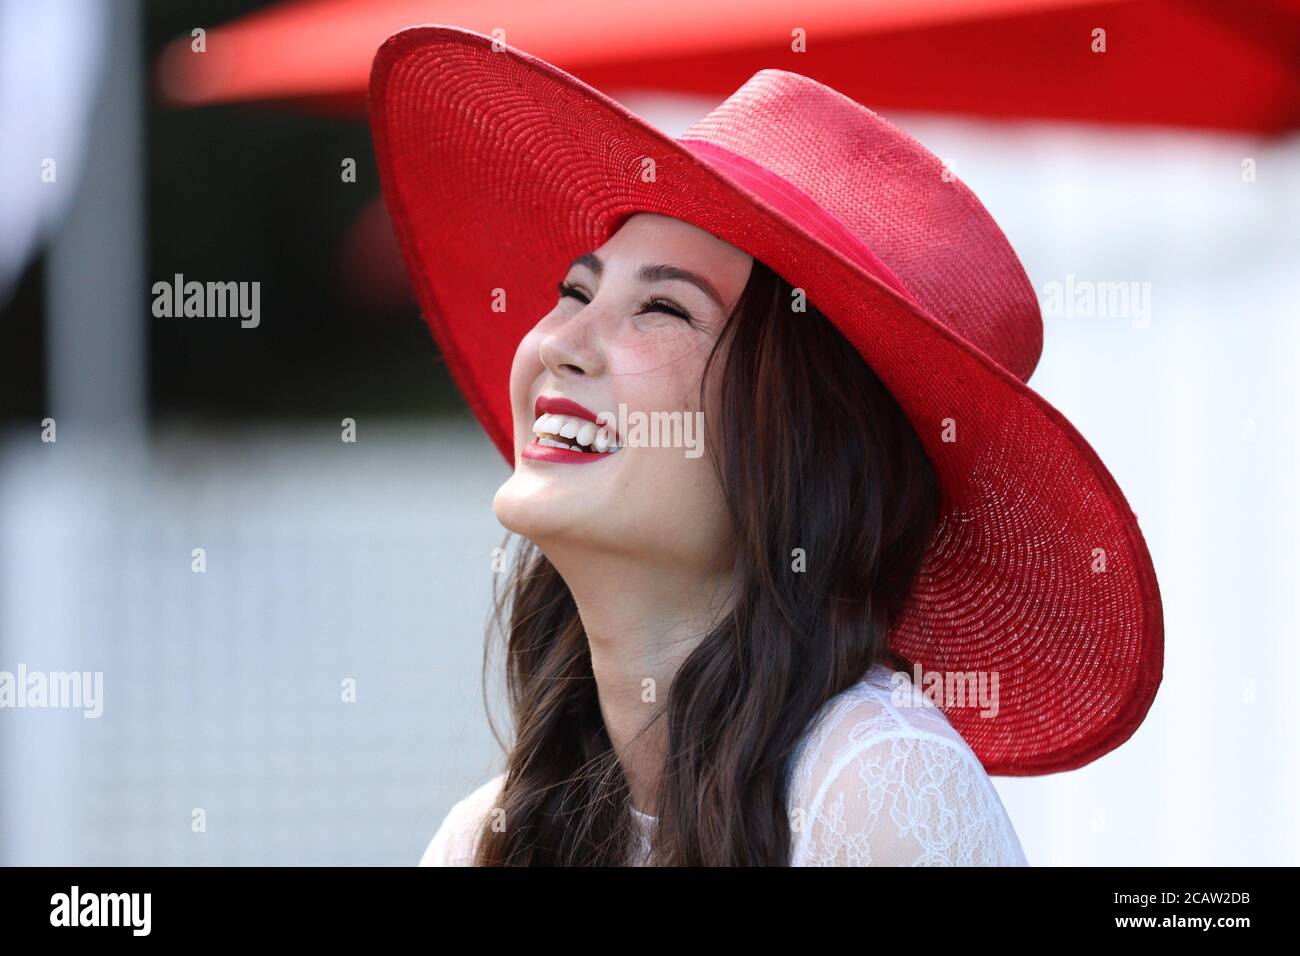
[158,0,1300,132]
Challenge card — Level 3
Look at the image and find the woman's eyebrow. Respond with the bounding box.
[568,252,604,276]
[565,252,724,309]
[637,263,724,309]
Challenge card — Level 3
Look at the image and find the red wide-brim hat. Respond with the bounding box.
[368,24,1163,776]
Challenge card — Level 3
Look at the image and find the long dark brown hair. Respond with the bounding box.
[473,257,940,865]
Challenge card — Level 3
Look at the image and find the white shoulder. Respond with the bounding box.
[787,669,1028,866]
[418,771,506,866]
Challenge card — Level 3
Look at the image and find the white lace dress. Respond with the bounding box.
[420,663,1029,866]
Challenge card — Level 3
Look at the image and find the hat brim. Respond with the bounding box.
[368,24,1163,776]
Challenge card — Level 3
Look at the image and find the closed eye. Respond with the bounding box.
[640,297,693,324]
[557,280,590,304]
[556,281,694,325]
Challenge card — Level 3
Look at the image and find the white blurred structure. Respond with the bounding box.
[0,419,511,865]
[0,0,108,305]
[2,105,1298,865]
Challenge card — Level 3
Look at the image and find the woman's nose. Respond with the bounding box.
[538,306,607,377]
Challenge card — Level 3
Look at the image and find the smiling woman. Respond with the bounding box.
[461,214,1026,866]
[369,26,1163,866]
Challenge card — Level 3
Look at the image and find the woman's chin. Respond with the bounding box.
[492,473,573,540]
[493,482,623,561]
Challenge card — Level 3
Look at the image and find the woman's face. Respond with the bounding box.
[493,212,754,572]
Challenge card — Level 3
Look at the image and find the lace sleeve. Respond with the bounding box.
[787,684,1028,866]
[418,772,505,866]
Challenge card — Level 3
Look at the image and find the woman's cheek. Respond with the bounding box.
[509,335,542,432]
[615,334,704,378]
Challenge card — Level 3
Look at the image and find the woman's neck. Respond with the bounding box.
[539,540,735,817]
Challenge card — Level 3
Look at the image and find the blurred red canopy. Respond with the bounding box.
[158,0,1300,133]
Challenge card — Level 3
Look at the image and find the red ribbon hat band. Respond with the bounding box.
[679,138,924,310]
[368,25,1164,775]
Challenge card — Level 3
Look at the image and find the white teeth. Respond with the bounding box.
[531,411,620,453]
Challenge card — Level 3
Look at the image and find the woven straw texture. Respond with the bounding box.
[368,25,1163,775]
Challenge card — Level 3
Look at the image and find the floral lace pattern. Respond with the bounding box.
[786,669,1027,866]
[420,665,1027,866]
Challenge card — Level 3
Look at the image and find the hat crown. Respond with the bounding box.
[675,69,1043,383]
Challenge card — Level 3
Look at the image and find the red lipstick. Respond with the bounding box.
[523,394,619,465]
[534,395,604,427]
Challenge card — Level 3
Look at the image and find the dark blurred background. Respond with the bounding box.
[1,0,459,426]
